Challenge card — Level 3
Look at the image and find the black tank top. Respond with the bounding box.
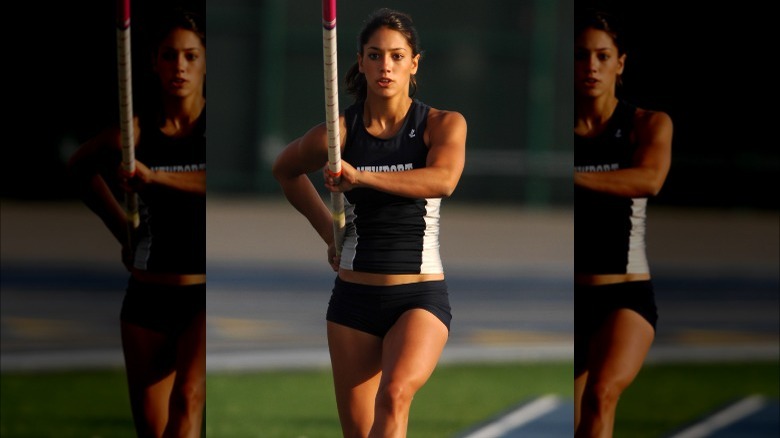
[575,100,649,275]
[132,109,206,274]
[339,99,443,274]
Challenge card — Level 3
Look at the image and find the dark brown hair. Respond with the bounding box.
[345,8,421,101]
[149,7,206,55]
[575,9,624,55]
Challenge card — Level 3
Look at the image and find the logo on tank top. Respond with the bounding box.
[151,163,207,172]
[357,163,414,172]
[574,163,619,172]
[615,129,623,138]
[408,129,416,138]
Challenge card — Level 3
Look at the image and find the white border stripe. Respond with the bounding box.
[627,197,649,273]
[462,394,561,438]
[668,395,766,438]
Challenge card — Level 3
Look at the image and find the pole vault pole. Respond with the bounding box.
[116,0,139,245]
[322,0,345,255]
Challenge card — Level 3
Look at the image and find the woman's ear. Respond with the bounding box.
[411,53,420,75]
[617,53,626,76]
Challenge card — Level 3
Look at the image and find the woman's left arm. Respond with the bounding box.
[122,160,206,196]
[326,110,467,198]
[575,110,672,197]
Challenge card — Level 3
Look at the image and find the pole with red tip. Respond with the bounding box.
[322,0,345,255]
[116,0,139,246]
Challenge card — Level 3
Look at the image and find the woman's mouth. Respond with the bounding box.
[377,78,392,87]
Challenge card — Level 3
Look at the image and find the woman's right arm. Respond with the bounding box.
[67,126,128,245]
[575,110,672,198]
[272,124,338,269]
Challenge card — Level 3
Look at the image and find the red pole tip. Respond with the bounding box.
[322,0,336,29]
[116,0,131,29]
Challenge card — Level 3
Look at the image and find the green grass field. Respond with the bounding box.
[615,361,780,437]
[205,362,573,437]
[1,361,777,437]
[0,370,134,438]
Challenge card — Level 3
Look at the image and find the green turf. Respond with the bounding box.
[614,361,780,437]
[409,362,573,435]
[204,367,339,437]
[0,369,134,438]
[2,361,777,437]
[204,362,573,438]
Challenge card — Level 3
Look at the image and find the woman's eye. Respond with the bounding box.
[392,53,404,60]
[162,51,176,61]
[598,53,610,61]
[367,53,379,60]
[186,53,198,61]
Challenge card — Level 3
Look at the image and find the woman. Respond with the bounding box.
[573,9,673,438]
[68,8,206,438]
[273,8,466,437]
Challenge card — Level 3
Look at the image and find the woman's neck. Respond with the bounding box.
[575,94,618,135]
[160,94,205,136]
[363,95,413,138]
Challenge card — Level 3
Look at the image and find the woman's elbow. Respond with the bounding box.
[271,157,289,183]
[436,178,459,198]
[642,176,666,197]
[647,184,664,197]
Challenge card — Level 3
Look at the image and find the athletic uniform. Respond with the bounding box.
[326,99,451,337]
[120,109,206,335]
[574,100,658,372]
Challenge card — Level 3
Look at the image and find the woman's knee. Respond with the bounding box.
[376,380,416,413]
[170,380,205,413]
[583,379,626,414]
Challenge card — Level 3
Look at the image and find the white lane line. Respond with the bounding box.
[668,395,767,438]
[461,394,561,438]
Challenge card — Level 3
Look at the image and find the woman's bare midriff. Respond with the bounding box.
[132,269,206,286]
[575,272,651,286]
[338,269,444,286]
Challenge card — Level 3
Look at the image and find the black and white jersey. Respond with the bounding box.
[132,109,206,274]
[340,99,443,274]
[575,100,649,275]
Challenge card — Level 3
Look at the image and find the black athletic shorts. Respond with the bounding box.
[574,280,658,375]
[120,276,205,335]
[326,276,452,338]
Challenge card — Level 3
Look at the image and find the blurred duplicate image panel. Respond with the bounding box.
[574,1,779,437]
[2,1,207,437]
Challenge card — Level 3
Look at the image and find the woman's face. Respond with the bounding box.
[154,28,206,98]
[574,27,625,98]
[358,26,419,99]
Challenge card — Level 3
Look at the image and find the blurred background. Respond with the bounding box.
[576,0,779,359]
[2,0,575,436]
[4,0,779,209]
[2,0,778,435]
[1,0,572,205]
[204,0,572,204]
[2,0,575,368]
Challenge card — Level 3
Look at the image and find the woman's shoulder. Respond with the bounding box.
[426,106,467,129]
[632,105,673,134]
[424,105,467,147]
